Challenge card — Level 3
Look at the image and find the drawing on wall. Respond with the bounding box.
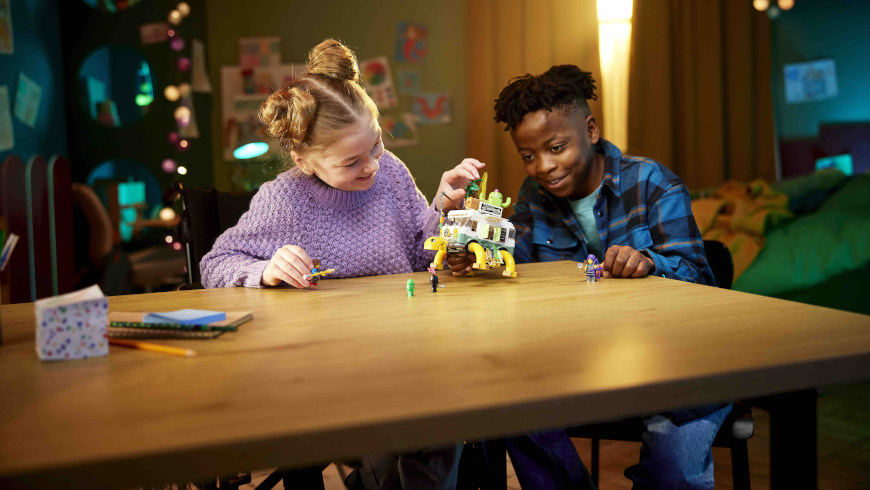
[0,86,14,152]
[381,113,418,148]
[191,39,213,93]
[139,22,168,44]
[14,72,42,128]
[784,59,838,104]
[177,93,200,139]
[221,64,306,160]
[412,93,451,124]
[397,70,421,95]
[396,23,427,63]
[359,57,398,109]
[0,0,13,55]
[239,37,281,70]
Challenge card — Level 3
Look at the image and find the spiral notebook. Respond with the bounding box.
[106,311,253,339]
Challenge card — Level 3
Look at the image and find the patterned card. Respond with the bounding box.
[35,285,108,361]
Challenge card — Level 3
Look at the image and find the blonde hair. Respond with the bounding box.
[259,39,379,173]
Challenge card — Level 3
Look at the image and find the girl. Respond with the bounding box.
[200,39,477,490]
[200,39,481,290]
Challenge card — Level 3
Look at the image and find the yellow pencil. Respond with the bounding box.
[108,338,197,357]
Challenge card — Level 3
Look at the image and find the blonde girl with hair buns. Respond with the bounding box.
[200,39,474,489]
[201,39,482,290]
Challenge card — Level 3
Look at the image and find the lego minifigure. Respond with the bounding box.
[310,259,322,286]
[305,259,336,285]
[406,279,415,297]
[430,272,439,292]
[579,254,603,282]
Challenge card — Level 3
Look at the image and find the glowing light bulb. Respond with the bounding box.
[177,166,188,175]
[168,10,182,25]
[753,0,769,11]
[164,85,180,102]
[174,106,191,126]
[178,83,191,96]
[778,0,794,10]
[161,158,178,173]
[159,207,177,221]
[165,235,173,244]
[177,2,191,16]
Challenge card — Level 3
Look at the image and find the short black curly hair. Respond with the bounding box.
[494,65,598,131]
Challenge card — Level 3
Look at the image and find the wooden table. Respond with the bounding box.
[1,261,869,489]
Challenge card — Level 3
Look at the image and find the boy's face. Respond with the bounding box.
[510,107,603,200]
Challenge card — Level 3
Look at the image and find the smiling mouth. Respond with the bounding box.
[356,173,375,181]
[544,175,568,187]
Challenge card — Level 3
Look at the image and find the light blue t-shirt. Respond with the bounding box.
[568,186,603,258]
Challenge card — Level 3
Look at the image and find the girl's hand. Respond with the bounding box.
[262,245,315,288]
[434,158,486,212]
[602,245,655,278]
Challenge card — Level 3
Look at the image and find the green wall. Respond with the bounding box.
[206,0,468,200]
[771,0,870,139]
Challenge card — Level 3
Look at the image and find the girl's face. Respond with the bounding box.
[305,119,384,192]
[509,107,604,200]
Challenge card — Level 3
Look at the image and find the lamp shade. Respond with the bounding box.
[233,119,269,159]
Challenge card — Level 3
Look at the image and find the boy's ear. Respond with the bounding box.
[585,115,601,145]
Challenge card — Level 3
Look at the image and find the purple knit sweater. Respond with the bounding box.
[200,151,440,288]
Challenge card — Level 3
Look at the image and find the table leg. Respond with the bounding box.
[751,389,819,490]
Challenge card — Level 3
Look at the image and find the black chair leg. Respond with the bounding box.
[590,438,599,487]
[731,440,751,490]
[255,468,285,490]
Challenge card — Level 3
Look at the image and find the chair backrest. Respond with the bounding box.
[175,181,255,285]
[703,240,734,290]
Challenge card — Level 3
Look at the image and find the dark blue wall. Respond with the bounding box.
[0,0,68,163]
[771,0,870,139]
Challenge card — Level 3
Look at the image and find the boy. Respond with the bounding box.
[448,65,729,489]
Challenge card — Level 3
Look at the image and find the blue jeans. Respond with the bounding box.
[624,404,733,490]
[502,404,732,490]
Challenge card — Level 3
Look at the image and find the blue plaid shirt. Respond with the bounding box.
[510,139,715,286]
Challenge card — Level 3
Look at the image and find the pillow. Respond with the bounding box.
[771,168,848,215]
[734,174,870,296]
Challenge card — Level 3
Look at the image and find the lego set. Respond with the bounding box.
[424,172,518,278]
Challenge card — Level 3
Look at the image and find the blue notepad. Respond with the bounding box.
[143,309,227,325]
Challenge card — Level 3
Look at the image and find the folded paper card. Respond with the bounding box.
[35,284,108,361]
[143,309,227,325]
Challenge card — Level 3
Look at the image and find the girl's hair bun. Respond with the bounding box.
[307,39,361,83]
[259,85,317,151]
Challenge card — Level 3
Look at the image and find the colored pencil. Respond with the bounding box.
[108,338,197,357]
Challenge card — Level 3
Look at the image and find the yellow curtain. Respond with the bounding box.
[627,0,777,190]
[466,0,603,200]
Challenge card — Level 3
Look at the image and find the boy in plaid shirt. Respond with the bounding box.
[449,65,728,489]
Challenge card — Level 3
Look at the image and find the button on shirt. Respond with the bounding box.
[509,139,715,286]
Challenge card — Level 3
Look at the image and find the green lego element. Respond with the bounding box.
[486,189,511,208]
[406,279,415,297]
[464,178,483,199]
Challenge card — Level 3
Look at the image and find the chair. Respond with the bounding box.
[173,180,256,287]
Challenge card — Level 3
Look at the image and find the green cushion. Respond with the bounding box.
[771,168,848,215]
[734,175,870,299]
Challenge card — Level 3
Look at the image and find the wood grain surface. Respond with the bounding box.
[1,261,869,488]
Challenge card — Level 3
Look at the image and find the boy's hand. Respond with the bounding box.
[434,158,486,212]
[602,245,655,278]
[262,245,315,288]
[446,252,475,277]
